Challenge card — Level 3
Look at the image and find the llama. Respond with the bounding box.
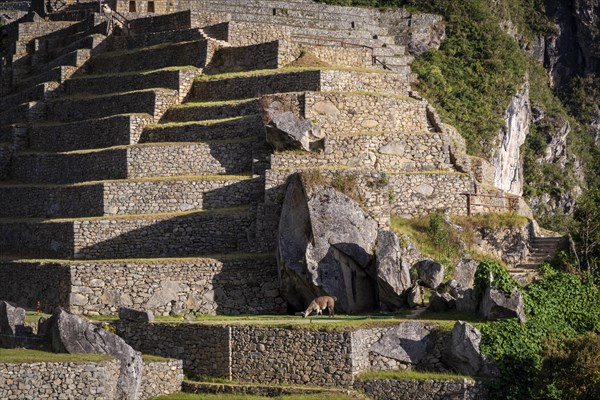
[302,295,337,318]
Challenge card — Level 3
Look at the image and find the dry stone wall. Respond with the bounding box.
[0,359,120,400]
[357,378,489,400]
[0,262,71,312]
[139,359,184,400]
[0,177,261,218]
[69,257,285,315]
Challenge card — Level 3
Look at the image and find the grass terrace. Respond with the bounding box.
[0,348,111,363]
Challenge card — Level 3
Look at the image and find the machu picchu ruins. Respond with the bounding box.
[0,0,599,399]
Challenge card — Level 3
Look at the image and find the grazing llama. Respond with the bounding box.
[302,296,337,318]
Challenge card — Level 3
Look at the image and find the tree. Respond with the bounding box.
[571,188,600,280]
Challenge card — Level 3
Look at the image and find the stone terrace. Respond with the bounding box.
[0,2,513,320]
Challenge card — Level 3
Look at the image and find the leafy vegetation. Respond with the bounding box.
[473,260,521,301]
[480,266,600,399]
[0,349,111,363]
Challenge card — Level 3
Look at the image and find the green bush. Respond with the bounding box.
[480,267,600,399]
[473,260,520,301]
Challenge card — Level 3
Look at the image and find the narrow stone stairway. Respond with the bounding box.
[511,236,566,279]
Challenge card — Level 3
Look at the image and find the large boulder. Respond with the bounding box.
[118,306,154,323]
[454,259,478,288]
[448,281,478,313]
[50,309,143,400]
[262,98,324,152]
[442,321,499,377]
[479,287,526,323]
[414,259,445,289]
[370,321,437,364]
[407,284,424,308]
[277,174,379,313]
[428,292,456,312]
[375,230,412,309]
[0,301,25,348]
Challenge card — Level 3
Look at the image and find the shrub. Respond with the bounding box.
[473,260,520,301]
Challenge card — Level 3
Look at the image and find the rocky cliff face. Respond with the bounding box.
[493,80,531,195]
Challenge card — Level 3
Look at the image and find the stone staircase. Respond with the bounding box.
[511,236,566,279]
[0,10,293,316]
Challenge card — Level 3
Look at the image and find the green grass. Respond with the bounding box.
[72,65,199,79]
[55,87,175,101]
[197,65,395,81]
[0,206,249,224]
[1,252,276,265]
[174,98,256,108]
[156,393,357,400]
[358,369,478,381]
[152,115,256,128]
[24,311,51,323]
[0,173,253,188]
[142,354,174,362]
[0,349,111,363]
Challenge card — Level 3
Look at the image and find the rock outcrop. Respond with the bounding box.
[261,97,324,152]
[375,230,412,309]
[442,321,498,377]
[370,321,437,364]
[50,309,143,400]
[493,79,530,195]
[479,287,526,323]
[0,300,25,348]
[119,306,154,323]
[414,259,445,289]
[277,174,379,313]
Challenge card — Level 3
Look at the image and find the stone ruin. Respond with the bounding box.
[0,0,536,397]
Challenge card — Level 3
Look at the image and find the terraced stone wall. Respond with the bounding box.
[388,173,474,217]
[116,323,232,378]
[0,358,183,400]
[69,257,285,315]
[230,327,354,386]
[140,359,185,400]
[356,378,489,400]
[0,262,71,312]
[0,359,120,399]
[279,40,373,69]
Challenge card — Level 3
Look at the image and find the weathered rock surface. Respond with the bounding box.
[407,284,423,308]
[375,230,412,309]
[442,321,499,377]
[370,321,436,364]
[414,259,445,289]
[493,80,530,195]
[262,100,324,152]
[50,309,143,400]
[479,287,526,323]
[119,306,154,323]
[427,292,455,312]
[448,281,479,313]
[454,259,478,288]
[277,174,379,313]
[0,300,25,348]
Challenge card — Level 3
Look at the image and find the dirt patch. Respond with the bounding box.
[286,51,330,68]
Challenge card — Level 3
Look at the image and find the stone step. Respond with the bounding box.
[127,10,194,35]
[107,28,204,51]
[63,67,200,98]
[271,131,452,172]
[13,65,77,93]
[46,88,178,123]
[191,70,323,102]
[34,33,106,66]
[191,68,410,102]
[182,380,367,398]
[83,40,210,75]
[141,115,262,143]
[0,207,253,259]
[0,81,59,112]
[379,54,414,66]
[41,19,107,54]
[0,175,261,218]
[28,113,154,152]
[162,99,259,122]
[11,140,255,183]
[0,101,45,127]
[35,48,91,75]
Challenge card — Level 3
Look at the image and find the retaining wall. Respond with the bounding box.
[0,257,285,316]
[356,378,489,400]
